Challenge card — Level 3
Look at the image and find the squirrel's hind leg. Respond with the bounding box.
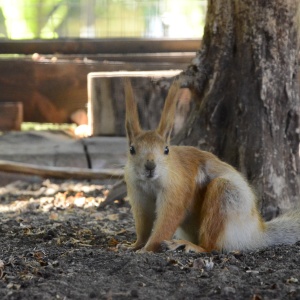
[163,178,230,253]
[197,178,229,252]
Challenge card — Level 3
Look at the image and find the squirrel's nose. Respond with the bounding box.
[145,160,156,171]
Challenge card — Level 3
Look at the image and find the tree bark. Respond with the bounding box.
[176,0,300,219]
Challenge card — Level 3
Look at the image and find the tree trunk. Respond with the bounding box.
[176,0,300,220]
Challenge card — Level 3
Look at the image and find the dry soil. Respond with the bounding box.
[0,179,300,300]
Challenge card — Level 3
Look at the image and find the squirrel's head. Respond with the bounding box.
[124,78,179,181]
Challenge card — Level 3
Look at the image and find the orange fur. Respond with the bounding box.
[122,79,300,254]
[199,179,227,251]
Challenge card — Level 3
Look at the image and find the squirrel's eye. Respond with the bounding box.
[164,146,169,155]
[129,146,136,155]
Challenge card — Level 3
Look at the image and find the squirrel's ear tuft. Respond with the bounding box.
[156,80,180,143]
[124,78,141,143]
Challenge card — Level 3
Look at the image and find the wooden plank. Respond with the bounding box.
[55,52,196,63]
[0,131,88,168]
[87,70,190,136]
[0,131,127,175]
[0,132,128,185]
[0,38,201,55]
[0,58,189,123]
[84,136,127,169]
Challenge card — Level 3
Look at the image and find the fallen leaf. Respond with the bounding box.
[287,277,298,284]
[107,214,119,221]
[7,283,21,290]
[91,212,104,220]
[0,259,5,269]
[33,251,45,260]
[193,258,205,269]
[0,260,4,279]
[116,229,127,235]
[23,228,33,235]
[49,212,59,220]
[108,238,119,247]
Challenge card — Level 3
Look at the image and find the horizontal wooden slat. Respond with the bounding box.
[55,53,196,63]
[0,159,124,180]
[0,58,188,123]
[0,38,201,55]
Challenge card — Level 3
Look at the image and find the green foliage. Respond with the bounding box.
[21,122,76,131]
[0,0,207,39]
[22,0,69,38]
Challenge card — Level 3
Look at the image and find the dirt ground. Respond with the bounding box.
[0,179,300,300]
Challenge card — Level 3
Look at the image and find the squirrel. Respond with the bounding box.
[123,78,300,253]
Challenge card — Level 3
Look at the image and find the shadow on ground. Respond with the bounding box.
[0,179,300,300]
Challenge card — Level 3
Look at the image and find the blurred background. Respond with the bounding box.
[0,0,207,39]
[0,0,207,135]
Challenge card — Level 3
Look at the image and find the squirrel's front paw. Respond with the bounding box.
[136,247,150,254]
[117,241,144,252]
[137,242,161,253]
[117,242,135,251]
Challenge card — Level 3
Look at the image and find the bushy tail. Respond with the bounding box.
[265,210,300,246]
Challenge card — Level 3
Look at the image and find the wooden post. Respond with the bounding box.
[0,102,23,131]
[87,70,182,136]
